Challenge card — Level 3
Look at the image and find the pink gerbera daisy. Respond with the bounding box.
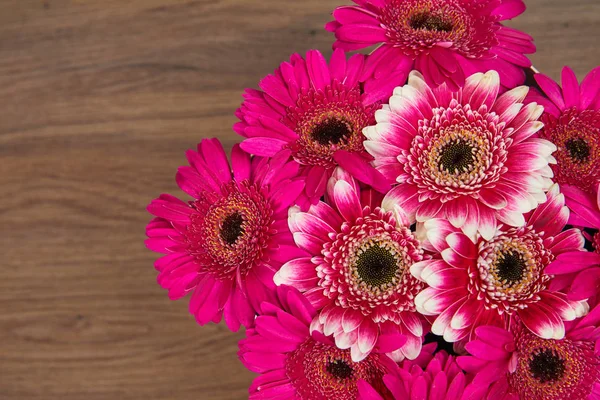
[528,66,600,228]
[458,307,600,400]
[411,184,589,342]
[145,139,307,331]
[326,0,535,91]
[358,348,487,400]
[275,171,426,362]
[239,285,397,400]
[234,49,393,209]
[365,70,555,240]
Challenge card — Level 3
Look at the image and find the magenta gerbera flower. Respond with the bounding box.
[365,70,555,240]
[274,171,426,362]
[458,308,600,400]
[145,139,307,331]
[326,0,535,91]
[528,66,600,228]
[358,349,487,400]
[234,49,393,209]
[411,185,589,342]
[239,285,397,400]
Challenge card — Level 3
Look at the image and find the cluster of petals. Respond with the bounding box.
[276,170,426,362]
[234,49,396,208]
[326,0,535,91]
[145,139,307,331]
[366,69,554,240]
[143,0,600,398]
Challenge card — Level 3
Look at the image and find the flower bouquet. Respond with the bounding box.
[145,0,600,399]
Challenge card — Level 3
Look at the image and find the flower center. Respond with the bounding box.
[529,348,566,384]
[220,212,245,245]
[311,117,352,146]
[495,250,526,284]
[355,243,400,288]
[565,137,590,163]
[438,139,475,174]
[187,181,273,278]
[326,360,354,380]
[508,325,600,400]
[475,228,554,313]
[285,338,388,400]
[409,11,453,32]
[542,109,600,192]
[285,83,378,168]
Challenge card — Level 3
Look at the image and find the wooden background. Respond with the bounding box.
[0,0,597,399]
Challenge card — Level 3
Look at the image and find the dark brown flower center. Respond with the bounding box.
[565,137,590,163]
[529,348,566,384]
[220,212,245,245]
[311,117,352,145]
[496,250,526,284]
[439,139,475,174]
[326,360,354,380]
[409,12,453,32]
[355,244,399,288]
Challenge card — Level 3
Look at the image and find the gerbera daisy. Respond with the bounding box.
[358,348,487,400]
[528,66,600,228]
[234,49,392,209]
[239,285,397,400]
[275,171,426,362]
[326,0,535,91]
[145,139,307,331]
[458,309,600,400]
[365,70,555,240]
[411,184,589,342]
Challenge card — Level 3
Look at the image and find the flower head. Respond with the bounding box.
[365,70,555,240]
[358,348,487,400]
[458,308,600,400]
[326,0,535,91]
[234,49,394,208]
[275,171,426,362]
[412,185,589,342]
[145,139,307,331]
[239,285,396,399]
[528,66,600,228]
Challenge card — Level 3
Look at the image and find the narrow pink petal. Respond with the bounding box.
[535,73,565,110]
[357,319,378,355]
[492,0,526,19]
[518,303,565,339]
[561,66,580,108]
[240,137,287,157]
[446,232,477,259]
[342,308,365,333]
[199,138,231,183]
[306,50,331,91]
[580,66,600,109]
[465,340,509,360]
[335,24,388,44]
[463,71,500,111]
[357,380,385,400]
[333,179,362,222]
[274,258,317,289]
[329,48,347,82]
[231,144,251,182]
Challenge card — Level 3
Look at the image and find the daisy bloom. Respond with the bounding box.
[234,49,393,209]
[458,309,600,400]
[412,184,589,342]
[239,285,397,400]
[275,171,426,362]
[358,349,487,400]
[528,66,600,228]
[326,0,535,91]
[366,70,555,240]
[145,139,307,331]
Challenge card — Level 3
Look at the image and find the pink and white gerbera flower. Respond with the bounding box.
[365,70,555,240]
[145,139,307,331]
[458,308,600,400]
[528,66,600,228]
[275,171,426,362]
[234,49,394,209]
[358,349,487,400]
[239,285,397,400]
[411,184,589,342]
[326,0,535,91]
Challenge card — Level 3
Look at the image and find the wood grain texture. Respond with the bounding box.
[0,0,597,399]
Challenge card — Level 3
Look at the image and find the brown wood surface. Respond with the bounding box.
[0,0,598,399]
